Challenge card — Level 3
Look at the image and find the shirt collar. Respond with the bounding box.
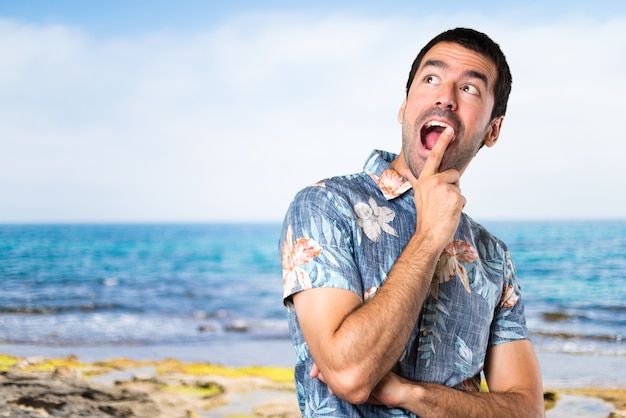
[364,150,412,200]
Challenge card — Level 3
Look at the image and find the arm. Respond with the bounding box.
[293,236,440,403]
[369,339,545,417]
[293,128,464,403]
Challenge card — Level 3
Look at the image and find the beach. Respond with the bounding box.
[1,221,625,416]
[1,341,626,417]
[538,352,626,417]
[0,352,300,418]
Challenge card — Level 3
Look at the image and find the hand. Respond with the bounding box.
[310,362,334,395]
[368,371,413,407]
[412,127,465,249]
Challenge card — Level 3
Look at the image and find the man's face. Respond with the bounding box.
[396,41,503,179]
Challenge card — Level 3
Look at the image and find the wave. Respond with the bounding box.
[531,329,626,356]
[533,330,624,343]
[0,303,127,315]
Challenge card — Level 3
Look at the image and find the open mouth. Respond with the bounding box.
[421,120,453,150]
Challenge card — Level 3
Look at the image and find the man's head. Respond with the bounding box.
[393,28,512,179]
[406,28,512,121]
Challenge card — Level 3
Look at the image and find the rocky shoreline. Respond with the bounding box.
[1,353,625,417]
[0,354,299,417]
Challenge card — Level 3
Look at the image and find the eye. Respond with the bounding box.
[424,75,440,85]
[461,84,480,95]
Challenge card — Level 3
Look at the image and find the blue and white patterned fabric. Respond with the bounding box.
[279,149,529,417]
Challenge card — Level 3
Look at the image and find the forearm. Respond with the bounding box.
[297,146,464,401]
[397,381,544,418]
[318,233,443,400]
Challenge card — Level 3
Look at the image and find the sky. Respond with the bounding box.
[1,0,625,223]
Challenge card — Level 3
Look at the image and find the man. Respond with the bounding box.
[279,28,544,417]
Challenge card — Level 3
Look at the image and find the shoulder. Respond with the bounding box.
[457,214,513,269]
[289,149,398,207]
[289,172,376,216]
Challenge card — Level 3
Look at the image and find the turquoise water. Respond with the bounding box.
[1,221,624,357]
[484,220,626,355]
[0,223,284,346]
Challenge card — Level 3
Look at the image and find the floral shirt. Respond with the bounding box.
[279,150,529,417]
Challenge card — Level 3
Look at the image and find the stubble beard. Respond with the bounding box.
[402,109,487,178]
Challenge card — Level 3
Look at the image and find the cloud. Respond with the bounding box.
[462,17,626,219]
[0,12,624,222]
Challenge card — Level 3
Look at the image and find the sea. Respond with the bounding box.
[1,221,625,387]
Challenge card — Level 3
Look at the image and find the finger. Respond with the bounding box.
[310,362,333,394]
[309,363,320,378]
[421,126,455,176]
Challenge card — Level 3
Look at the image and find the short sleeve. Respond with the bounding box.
[279,184,363,307]
[489,250,530,346]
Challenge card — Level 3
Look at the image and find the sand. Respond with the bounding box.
[0,354,300,417]
[1,352,625,417]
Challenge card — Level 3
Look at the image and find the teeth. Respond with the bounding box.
[424,120,451,129]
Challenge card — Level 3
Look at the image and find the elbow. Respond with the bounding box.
[326,369,375,405]
[334,387,371,405]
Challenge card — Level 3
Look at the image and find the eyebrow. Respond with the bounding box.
[422,59,489,87]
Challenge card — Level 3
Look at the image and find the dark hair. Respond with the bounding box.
[405,28,512,120]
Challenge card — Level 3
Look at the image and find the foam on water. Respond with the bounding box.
[1,221,625,358]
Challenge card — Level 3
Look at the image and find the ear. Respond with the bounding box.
[397,99,407,124]
[484,116,504,148]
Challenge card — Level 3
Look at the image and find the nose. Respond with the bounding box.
[434,84,457,111]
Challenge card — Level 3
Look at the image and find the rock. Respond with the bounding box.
[0,354,298,418]
[226,319,250,332]
[254,399,301,417]
[0,370,161,417]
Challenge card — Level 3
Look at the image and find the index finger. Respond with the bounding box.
[421,126,455,176]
